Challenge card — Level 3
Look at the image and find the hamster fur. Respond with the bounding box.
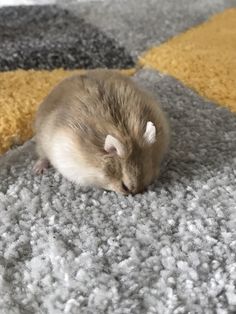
[34,69,170,195]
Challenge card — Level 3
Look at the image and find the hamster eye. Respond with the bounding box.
[122,181,130,193]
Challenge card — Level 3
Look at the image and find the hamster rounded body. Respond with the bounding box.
[34,69,170,195]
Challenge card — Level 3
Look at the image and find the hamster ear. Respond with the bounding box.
[104,135,125,157]
[144,121,156,144]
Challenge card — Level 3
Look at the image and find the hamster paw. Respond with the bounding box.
[33,158,50,174]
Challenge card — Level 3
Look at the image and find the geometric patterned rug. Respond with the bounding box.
[0,1,235,313]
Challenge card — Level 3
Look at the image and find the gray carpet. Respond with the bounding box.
[0,5,134,70]
[59,0,236,57]
[0,69,236,313]
[0,0,236,313]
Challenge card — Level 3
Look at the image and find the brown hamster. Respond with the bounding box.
[34,69,170,195]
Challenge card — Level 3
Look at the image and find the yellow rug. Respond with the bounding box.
[1,9,236,155]
[0,69,134,155]
[139,8,236,113]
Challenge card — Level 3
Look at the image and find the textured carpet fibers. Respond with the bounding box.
[0,2,235,154]
[0,69,235,314]
[60,0,236,57]
[0,5,134,71]
[0,69,134,155]
[0,1,236,313]
[140,9,236,112]
[0,69,79,154]
[0,4,135,155]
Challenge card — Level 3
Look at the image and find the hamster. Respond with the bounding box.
[33,69,170,195]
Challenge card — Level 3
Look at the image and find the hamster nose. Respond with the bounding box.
[131,185,146,195]
[121,182,144,195]
[121,181,131,194]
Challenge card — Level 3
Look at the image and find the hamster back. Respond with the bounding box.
[34,69,170,194]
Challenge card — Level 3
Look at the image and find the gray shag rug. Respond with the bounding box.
[0,69,236,314]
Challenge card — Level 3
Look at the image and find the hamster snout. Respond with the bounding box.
[34,69,170,195]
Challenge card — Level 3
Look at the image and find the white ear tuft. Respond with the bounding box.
[144,121,156,144]
[104,135,124,157]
